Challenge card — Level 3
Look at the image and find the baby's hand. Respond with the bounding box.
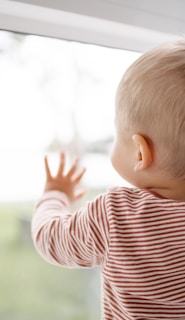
[44,152,86,202]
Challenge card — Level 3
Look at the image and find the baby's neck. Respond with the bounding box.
[148,179,185,201]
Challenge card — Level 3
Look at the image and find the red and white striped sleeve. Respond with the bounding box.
[31,190,109,268]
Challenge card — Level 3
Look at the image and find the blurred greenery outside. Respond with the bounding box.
[0,189,102,320]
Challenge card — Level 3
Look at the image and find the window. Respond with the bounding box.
[0,30,141,320]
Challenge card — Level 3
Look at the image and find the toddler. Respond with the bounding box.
[32,40,185,319]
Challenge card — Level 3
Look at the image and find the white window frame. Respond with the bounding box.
[0,0,179,52]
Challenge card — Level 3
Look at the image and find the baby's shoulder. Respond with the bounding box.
[105,186,157,205]
[107,186,149,197]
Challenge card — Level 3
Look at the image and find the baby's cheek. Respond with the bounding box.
[110,143,117,169]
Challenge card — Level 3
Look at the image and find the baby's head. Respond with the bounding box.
[115,40,185,181]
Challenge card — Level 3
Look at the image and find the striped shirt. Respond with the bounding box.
[31,187,185,319]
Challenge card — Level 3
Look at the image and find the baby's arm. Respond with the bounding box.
[31,152,109,268]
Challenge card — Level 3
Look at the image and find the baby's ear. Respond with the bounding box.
[132,134,152,172]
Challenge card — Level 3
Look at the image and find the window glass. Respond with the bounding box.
[0,30,141,320]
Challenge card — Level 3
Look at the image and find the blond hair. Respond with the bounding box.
[116,40,185,179]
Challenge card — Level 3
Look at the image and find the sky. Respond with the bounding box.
[0,31,140,201]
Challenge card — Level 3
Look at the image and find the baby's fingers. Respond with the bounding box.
[56,152,65,177]
[74,189,86,200]
[44,156,51,179]
[72,167,86,184]
[66,156,79,178]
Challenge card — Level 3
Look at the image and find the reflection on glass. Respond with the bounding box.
[0,30,141,320]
